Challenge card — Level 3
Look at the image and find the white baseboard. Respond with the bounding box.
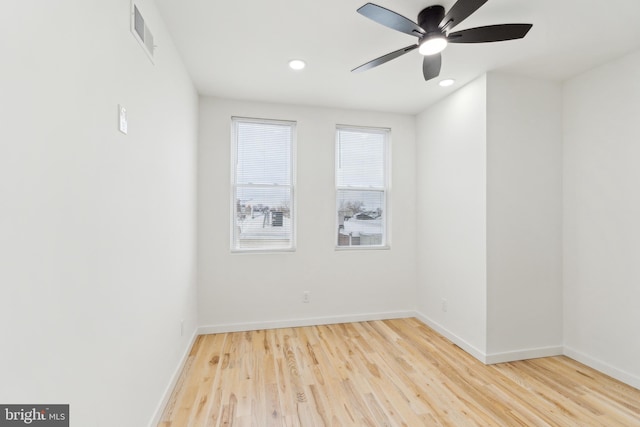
[197,310,414,335]
[413,311,488,363]
[485,346,563,364]
[413,311,563,365]
[148,329,199,427]
[564,346,640,390]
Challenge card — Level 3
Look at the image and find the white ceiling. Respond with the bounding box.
[155,0,640,114]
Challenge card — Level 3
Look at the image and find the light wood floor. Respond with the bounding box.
[159,318,640,426]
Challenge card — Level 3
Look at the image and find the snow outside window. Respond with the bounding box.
[231,117,296,251]
[336,126,389,249]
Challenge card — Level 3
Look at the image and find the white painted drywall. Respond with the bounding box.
[197,98,417,329]
[0,2,198,426]
[415,76,488,355]
[563,49,640,387]
[485,73,563,358]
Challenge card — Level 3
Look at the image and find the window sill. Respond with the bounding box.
[334,245,390,252]
[231,247,296,254]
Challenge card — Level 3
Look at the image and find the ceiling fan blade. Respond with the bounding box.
[352,44,419,73]
[423,53,442,81]
[439,0,488,31]
[447,24,533,43]
[357,3,425,37]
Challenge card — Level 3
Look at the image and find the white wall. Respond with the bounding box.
[415,74,564,363]
[563,49,640,388]
[415,76,488,357]
[485,73,563,360]
[198,98,417,330]
[0,2,198,426]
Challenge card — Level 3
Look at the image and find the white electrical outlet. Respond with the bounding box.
[441,298,448,312]
[303,291,310,303]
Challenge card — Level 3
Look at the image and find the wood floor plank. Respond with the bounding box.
[158,318,640,426]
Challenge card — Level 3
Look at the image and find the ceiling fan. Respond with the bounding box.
[352,0,533,81]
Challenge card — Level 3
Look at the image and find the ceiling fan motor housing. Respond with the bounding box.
[418,5,445,35]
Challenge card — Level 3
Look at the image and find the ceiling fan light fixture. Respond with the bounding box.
[419,35,447,56]
[439,78,455,87]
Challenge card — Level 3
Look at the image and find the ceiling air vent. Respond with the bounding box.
[131,2,155,63]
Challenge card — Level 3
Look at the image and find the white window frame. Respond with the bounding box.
[231,117,296,252]
[335,125,391,250]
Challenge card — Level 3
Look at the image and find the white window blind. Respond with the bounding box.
[336,126,389,248]
[232,117,295,251]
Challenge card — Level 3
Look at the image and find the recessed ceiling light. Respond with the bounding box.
[288,59,306,70]
[439,79,455,87]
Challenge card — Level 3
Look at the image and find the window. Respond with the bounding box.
[336,126,389,248]
[232,117,295,251]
